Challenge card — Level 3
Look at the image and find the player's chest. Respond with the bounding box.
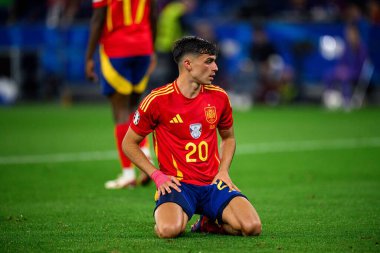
[160,100,221,140]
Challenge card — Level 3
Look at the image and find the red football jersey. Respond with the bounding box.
[92,0,154,57]
[131,80,233,186]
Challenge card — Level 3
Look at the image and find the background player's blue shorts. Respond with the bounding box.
[154,180,247,224]
[100,55,151,96]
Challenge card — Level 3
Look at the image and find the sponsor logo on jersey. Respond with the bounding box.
[133,110,140,125]
[189,123,202,139]
[204,106,217,124]
[170,114,183,123]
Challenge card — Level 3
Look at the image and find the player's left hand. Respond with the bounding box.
[85,59,98,82]
[212,170,241,192]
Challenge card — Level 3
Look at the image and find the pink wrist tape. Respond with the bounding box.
[151,170,170,188]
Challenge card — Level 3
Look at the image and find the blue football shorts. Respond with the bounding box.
[154,180,247,224]
[99,47,151,96]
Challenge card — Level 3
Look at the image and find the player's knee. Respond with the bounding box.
[156,223,184,238]
[241,220,262,236]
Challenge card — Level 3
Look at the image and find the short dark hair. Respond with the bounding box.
[172,36,218,64]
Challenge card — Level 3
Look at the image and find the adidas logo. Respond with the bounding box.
[170,114,183,123]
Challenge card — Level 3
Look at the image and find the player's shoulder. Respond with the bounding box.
[140,82,175,112]
[203,84,229,97]
[150,82,175,93]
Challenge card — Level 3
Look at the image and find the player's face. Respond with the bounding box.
[190,54,218,84]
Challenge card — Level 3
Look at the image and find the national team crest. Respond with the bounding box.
[189,123,202,139]
[204,106,217,124]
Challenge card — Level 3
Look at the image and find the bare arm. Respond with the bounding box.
[85,7,106,81]
[146,0,158,75]
[122,128,181,196]
[122,128,157,176]
[213,126,240,191]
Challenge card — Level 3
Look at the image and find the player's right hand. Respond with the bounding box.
[157,176,182,197]
[85,59,98,82]
[151,170,181,197]
[147,53,157,75]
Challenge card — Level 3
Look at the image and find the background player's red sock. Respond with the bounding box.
[104,122,136,189]
[115,122,134,173]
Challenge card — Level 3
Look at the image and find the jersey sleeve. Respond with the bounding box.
[92,0,107,8]
[130,94,159,137]
[217,92,233,130]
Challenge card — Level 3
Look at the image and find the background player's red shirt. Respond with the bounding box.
[93,0,153,57]
[131,80,233,186]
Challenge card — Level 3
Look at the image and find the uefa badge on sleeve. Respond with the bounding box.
[189,123,202,139]
[133,111,140,125]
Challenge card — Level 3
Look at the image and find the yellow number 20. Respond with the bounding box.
[185,141,208,163]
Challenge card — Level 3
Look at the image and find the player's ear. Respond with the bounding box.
[183,58,192,71]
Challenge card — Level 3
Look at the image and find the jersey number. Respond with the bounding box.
[123,0,146,26]
[185,141,208,163]
[108,0,147,30]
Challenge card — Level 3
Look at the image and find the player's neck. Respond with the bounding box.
[176,76,201,99]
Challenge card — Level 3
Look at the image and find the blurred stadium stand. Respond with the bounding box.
[0,0,379,105]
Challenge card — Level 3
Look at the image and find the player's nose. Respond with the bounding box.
[212,62,218,72]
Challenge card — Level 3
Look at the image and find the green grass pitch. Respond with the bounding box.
[0,104,379,252]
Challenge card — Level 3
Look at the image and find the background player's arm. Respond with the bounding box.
[85,7,106,81]
[123,128,181,196]
[213,126,241,192]
[147,0,158,76]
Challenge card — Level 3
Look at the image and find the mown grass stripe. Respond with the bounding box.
[1,137,379,165]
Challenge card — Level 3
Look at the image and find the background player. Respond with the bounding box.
[85,0,156,189]
[123,36,262,238]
